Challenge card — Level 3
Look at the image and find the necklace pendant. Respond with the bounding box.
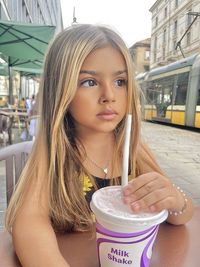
[103,168,108,174]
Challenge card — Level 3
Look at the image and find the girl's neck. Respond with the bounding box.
[76,132,121,178]
[77,131,115,147]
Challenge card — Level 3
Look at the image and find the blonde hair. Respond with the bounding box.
[5,24,162,233]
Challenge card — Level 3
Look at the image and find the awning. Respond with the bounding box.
[0,20,55,69]
[0,20,56,100]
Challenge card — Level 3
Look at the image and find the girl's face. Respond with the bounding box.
[69,45,128,136]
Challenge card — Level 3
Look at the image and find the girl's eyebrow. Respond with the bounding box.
[79,70,97,75]
[115,70,128,75]
[79,70,128,75]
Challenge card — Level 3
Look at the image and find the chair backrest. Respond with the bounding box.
[0,141,34,205]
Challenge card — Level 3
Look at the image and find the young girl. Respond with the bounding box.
[5,24,194,267]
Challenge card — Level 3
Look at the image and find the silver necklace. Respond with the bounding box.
[86,154,109,178]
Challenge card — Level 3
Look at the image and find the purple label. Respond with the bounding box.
[96,221,157,238]
[96,221,159,267]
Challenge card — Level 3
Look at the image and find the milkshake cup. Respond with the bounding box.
[90,185,168,267]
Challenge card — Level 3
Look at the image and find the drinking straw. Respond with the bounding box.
[121,114,132,187]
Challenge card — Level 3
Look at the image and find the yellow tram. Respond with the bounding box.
[137,54,200,128]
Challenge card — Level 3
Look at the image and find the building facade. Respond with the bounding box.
[129,38,151,74]
[0,0,62,32]
[0,0,62,99]
[150,0,200,68]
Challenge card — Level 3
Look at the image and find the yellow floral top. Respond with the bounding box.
[82,174,122,204]
[83,175,93,196]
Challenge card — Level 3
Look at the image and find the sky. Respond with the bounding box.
[60,0,156,47]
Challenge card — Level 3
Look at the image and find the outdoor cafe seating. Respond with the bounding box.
[0,141,33,205]
[0,141,199,266]
[0,108,29,145]
[0,206,200,266]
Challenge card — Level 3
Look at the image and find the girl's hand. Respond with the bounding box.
[123,172,184,213]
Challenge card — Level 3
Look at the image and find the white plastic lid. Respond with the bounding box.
[90,186,168,227]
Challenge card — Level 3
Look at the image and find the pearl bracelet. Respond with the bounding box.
[169,184,188,216]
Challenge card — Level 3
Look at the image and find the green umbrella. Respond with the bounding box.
[0,20,55,64]
[0,20,56,101]
[13,65,42,75]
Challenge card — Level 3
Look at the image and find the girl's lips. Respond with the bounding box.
[97,111,118,120]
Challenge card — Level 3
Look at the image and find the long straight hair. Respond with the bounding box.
[5,24,163,233]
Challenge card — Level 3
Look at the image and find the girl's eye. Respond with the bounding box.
[115,79,127,87]
[80,79,97,87]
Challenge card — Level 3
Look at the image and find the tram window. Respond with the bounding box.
[146,78,174,104]
[197,89,200,105]
[145,77,175,117]
[174,72,189,105]
[145,82,154,104]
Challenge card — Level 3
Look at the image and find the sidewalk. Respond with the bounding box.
[0,122,200,230]
[141,121,200,205]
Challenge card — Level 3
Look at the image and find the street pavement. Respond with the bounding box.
[0,121,200,229]
[141,121,200,206]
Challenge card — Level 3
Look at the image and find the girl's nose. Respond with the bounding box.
[99,83,116,104]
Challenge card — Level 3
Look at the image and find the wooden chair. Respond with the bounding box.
[0,141,33,205]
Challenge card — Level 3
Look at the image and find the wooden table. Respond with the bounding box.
[0,207,199,267]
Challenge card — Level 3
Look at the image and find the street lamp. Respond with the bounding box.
[71,6,78,25]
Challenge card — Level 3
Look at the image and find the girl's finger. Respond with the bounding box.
[130,188,170,212]
[123,172,160,196]
[129,179,165,202]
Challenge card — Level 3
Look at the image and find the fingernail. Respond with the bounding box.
[131,202,140,211]
[123,188,130,196]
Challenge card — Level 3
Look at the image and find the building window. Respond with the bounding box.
[173,40,177,51]
[163,29,166,43]
[164,7,167,18]
[22,1,26,21]
[186,32,191,45]
[155,17,158,27]
[154,36,157,62]
[144,50,150,60]
[187,10,192,26]
[174,20,178,35]
[11,0,18,20]
[18,1,22,21]
[163,47,166,60]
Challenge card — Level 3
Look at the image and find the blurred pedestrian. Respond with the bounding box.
[19,97,26,109]
[25,97,31,114]
[28,93,39,140]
